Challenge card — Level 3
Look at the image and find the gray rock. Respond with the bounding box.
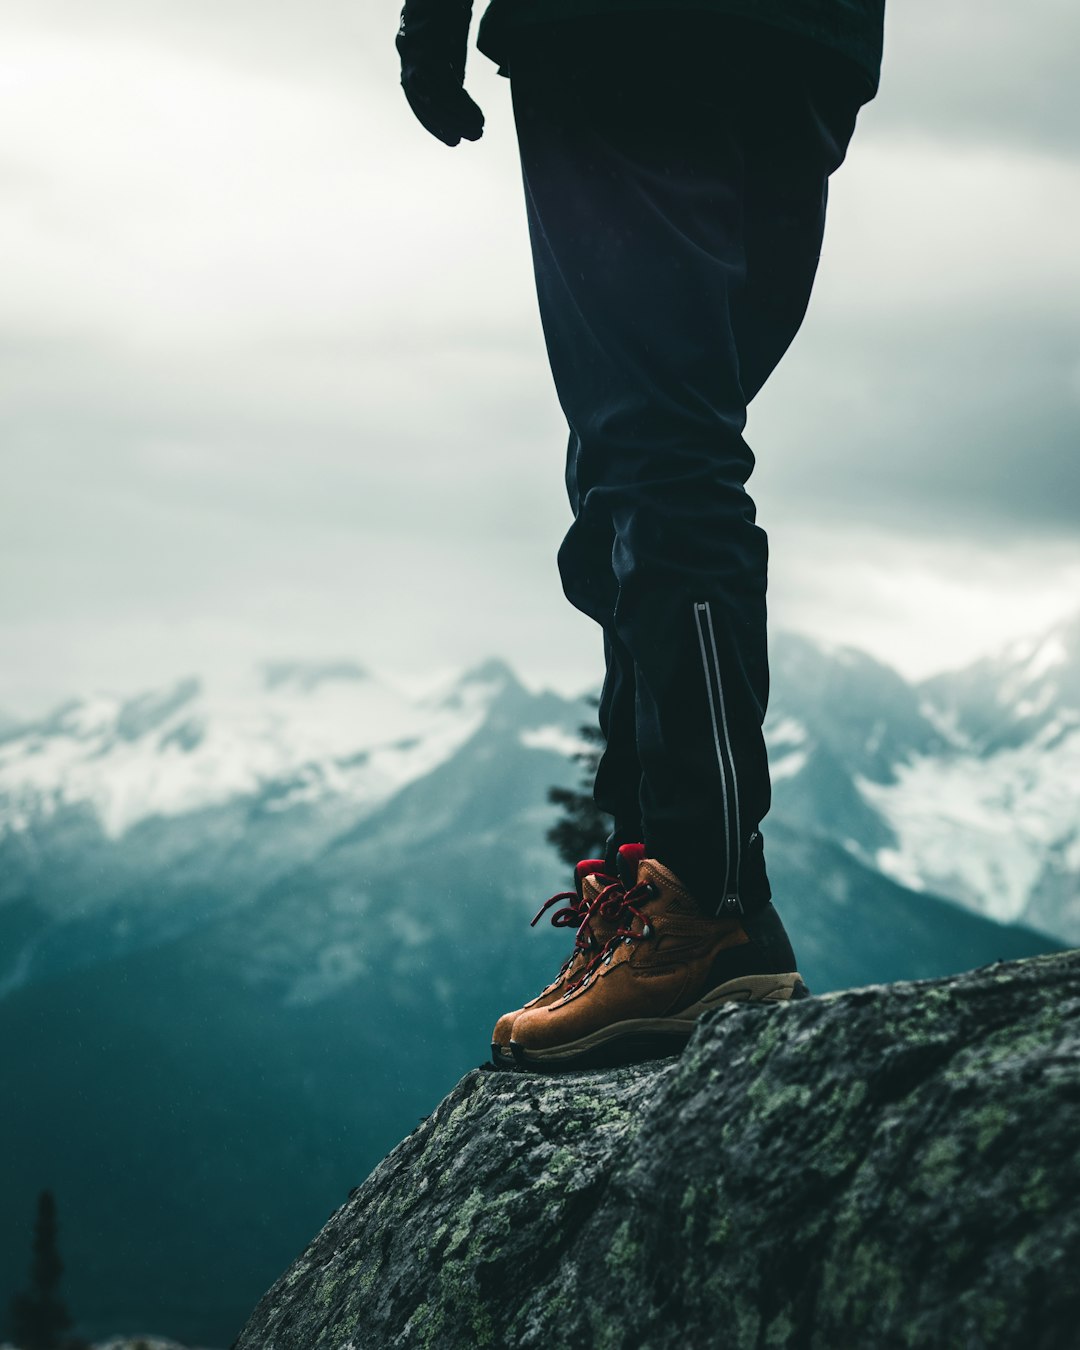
[235,950,1080,1349]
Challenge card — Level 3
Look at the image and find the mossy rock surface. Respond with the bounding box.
[235,950,1080,1349]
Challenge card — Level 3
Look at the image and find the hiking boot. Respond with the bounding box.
[510,844,807,1070]
[490,858,624,1068]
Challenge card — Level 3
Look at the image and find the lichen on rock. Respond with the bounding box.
[235,950,1080,1349]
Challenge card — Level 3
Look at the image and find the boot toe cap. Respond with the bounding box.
[509,1004,573,1053]
[491,1009,520,1048]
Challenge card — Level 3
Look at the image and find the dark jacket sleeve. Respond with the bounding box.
[477,0,885,98]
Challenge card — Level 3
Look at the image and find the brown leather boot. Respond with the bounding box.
[489,859,624,1068]
[510,845,806,1070]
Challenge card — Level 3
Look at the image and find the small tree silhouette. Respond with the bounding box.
[9,1190,73,1350]
[546,715,613,867]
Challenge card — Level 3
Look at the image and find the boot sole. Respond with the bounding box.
[490,1042,517,1070]
[510,973,807,1071]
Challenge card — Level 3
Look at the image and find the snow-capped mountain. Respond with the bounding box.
[4,617,1078,964]
[0,659,505,841]
[0,639,1064,1347]
[0,658,584,993]
[767,614,1080,941]
[920,613,1080,754]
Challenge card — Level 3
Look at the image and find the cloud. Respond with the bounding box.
[0,27,528,346]
[768,527,1080,680]
[1,0,1078,715]
[876,0,1080,155]
[747,133,1080,539]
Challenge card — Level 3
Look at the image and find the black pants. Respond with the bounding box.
[509,16,864,914]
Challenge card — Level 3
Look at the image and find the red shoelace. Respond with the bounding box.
[529,871,623,970]
[563,878,658,994]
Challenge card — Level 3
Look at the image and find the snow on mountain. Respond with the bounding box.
[3,617,1078,955]
[858,727,1080,924]
[766,631,947,783]
[0,659,508,842]
[765,716,809,782]
[920,612,1080,753]
[761,633,946,859]
[848,613,1080,937]
[519,725,590,758]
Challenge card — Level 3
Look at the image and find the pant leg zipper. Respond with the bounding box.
[694,601,743,915]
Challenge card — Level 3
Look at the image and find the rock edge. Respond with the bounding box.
[236,951,1080,1349]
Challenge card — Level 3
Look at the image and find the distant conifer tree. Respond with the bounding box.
[9,1190,73,1350]
[546,715,612,866]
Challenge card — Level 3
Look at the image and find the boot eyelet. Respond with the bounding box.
[645,883,659,898]
[642,924,653,939]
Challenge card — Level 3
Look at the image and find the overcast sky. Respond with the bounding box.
[2,0,1078,717]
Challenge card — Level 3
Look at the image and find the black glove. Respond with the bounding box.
[397,0,484,147]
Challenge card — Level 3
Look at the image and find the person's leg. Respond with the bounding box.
[512,16,760,912]
[511,15,863,916]
[505,16,871,1065]
[594,626,643,865]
